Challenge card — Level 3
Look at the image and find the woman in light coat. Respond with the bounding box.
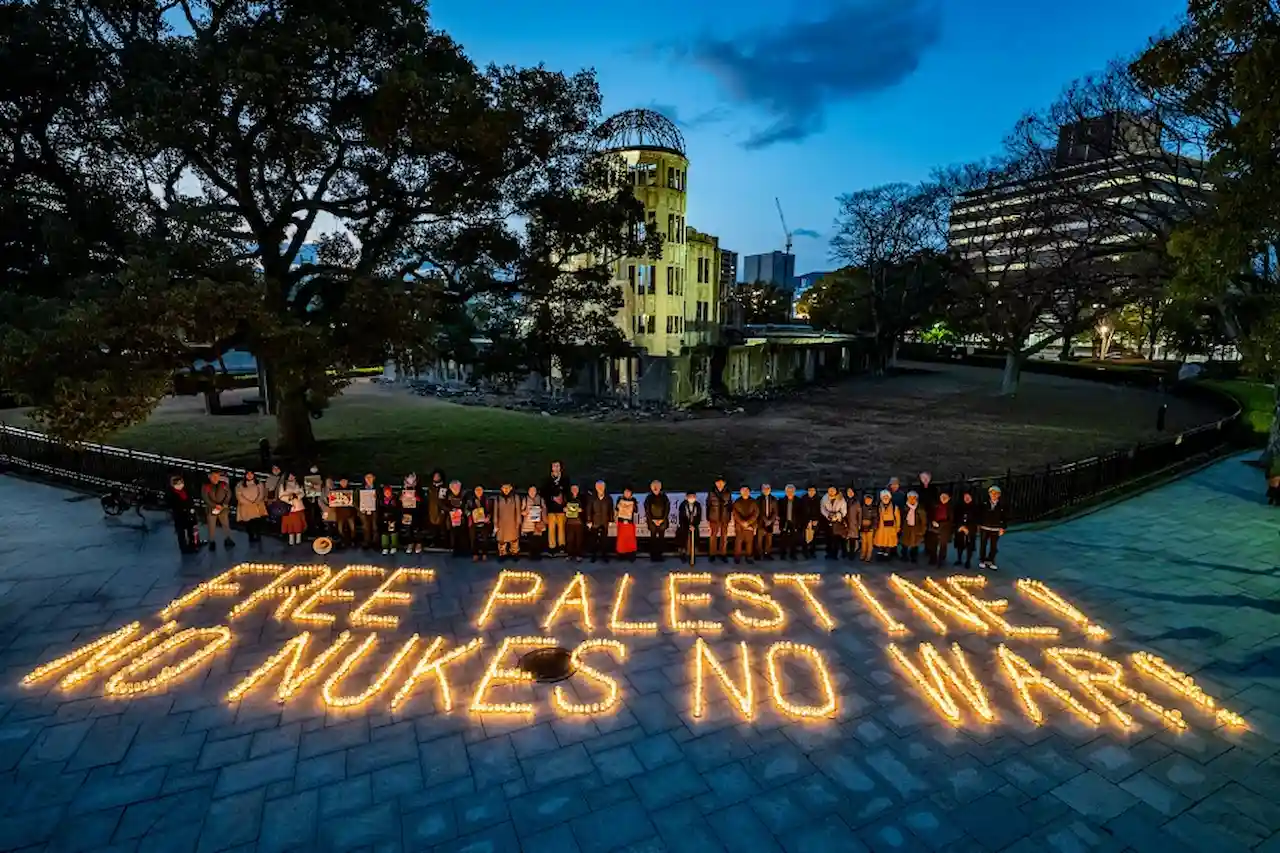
[820,486,848,560]
[235,471,269,543]
[492,483,522,561]
[521,486,548,560]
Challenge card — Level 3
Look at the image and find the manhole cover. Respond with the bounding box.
[520,647,576,683]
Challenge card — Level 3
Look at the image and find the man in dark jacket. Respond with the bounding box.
[913,471,939,512]
[777,485,804,560]
[978,485,1008,570]
[443,480,468,556]
[800,486,821,558]
[426,469,447,547]
[706,476,732,563]
[731,486,759,564]
[643,480,671,562]
[168,475,199,554]
[677,491,703,562]
[756,483,779,560]
[543,461,569,554]
[584,480,614,563]
[925,491,953,566]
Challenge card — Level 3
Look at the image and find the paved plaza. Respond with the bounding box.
[0,456,1278,853]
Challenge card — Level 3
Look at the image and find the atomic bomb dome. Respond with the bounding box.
[595,108,686,156]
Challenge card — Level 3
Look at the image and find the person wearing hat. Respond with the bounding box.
[873,489,901,560]
[900,491,927,564]
[706,476,732,563]
[978,485,1007,570]
[677,490,703,560]
[584,480,614,563]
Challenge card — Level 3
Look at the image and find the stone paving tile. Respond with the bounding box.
[1,456,1279,851]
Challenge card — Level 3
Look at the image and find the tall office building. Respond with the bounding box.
[741,251,796,291]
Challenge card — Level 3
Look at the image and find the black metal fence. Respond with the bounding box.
[0,401,1243,526]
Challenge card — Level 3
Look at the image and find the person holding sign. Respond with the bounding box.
[543,461,569,554]
[522,485,548,560]
[615,487,639,561]
[644,480,671,562]
[444,480,468,556]
[563,484,585,562]
[331,477,357,548]
[400,474,422,554]
[378,484,400,554]
[467,485,492,561]
[279,473,307,546]
[201,471,235,551]
[358,473,378,550]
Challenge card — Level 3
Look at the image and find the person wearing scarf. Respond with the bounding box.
[925,491,954,566]
[872,489,901,560]
[900,491,927,564]
[857,492,878,563]
[167,475,199,554]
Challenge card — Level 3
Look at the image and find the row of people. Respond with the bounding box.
[165,464,1009,569]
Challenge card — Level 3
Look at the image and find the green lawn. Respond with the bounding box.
[1203,379,1276,440]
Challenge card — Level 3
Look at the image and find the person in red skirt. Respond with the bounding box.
[614,487,638,562]
[279,473,308,546]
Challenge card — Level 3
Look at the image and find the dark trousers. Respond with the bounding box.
[359,512,377,548]
[756,528,774,557]
[243,516,265,542]
[979,529,1001,563]
[587,526,609,560]
[648,523,667,559]
[565,523,584,558]
[524,531,545,559]
[803,525,818,557]
[173,517,196,552]
[954,529,975,564]
[778,528,800,557]
[304,498,323,533]
[708,521,728,556]
[825,527,845,558]
[336,514,357,547]
[470,524,490,557]
[448,525,468,556]
[925,529,950,565]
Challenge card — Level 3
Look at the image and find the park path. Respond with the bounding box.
[0,455,1276,853]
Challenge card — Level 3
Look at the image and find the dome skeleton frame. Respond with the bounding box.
[595,108,686,156]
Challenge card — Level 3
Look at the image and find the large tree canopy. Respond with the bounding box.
[0,0,649,456]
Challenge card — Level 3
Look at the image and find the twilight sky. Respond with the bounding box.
[431,0,1187,276]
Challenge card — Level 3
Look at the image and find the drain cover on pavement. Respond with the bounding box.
[519,647,576,683]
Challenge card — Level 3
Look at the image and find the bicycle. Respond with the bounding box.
[101,478,150,522]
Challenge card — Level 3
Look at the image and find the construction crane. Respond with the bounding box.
[775,197,793,257]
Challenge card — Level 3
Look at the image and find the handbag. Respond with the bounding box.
[268,499,290,520]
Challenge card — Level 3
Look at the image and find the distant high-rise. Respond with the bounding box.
[719,250,738,290]
[741,251,796,291]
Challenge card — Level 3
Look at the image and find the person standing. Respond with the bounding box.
[522,485,548,560]
[820,486,847,560]
[615,487,639,562]
[777,485,803,560]
[756,484,778,560]
[357,474,379,550]
[584,480,614,563]
[801,486,821,558]
[643,480,671,562]
[444,480,468,557]
[492,482,522,562]
[332,477,358,548]
[913,471,939,512]
[264,465,284,501]
[677,491,703,561]
[467,485,492,561]
[843,486,861,560]
[901,491,927,564]
[280,473,307,546]
[873,490,901,560]
[303,465,325,535]
[953,490,977,568]
[167,475,199,554]
[377,484,400,554]
[202,471,235,551]
[400,474,422,554]
[925,491,953,566]
[887,478,907,558]
[979,485,1007,570]
[543,461,569,555]
[857,492,877,563]
[235,471,268,544]
[563,484,586,562]
[706,476,732,563]
[731,486,759,564]
[426,469,448,548]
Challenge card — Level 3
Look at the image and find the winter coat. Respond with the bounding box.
[168,487,197,523]
[900,502,927,547]
[235,480,268,522]
[980,499,1008,530]
[444,488,468,528]
[677,499,703,530]
[797,494,821,527]
[845,501,863,539]
[427,478,448,525]
[466,494,491,528]
[564,496,585,525]
[731,496,759,532]
[820,495,848,536]
[889,489,907,511]
[492,492,522,541]
[615,496,638,525]
[201,481,231,515]
[543,474,570,515]
[706,488,733,524]
[584,491,614,528]
[644,492,671,529]
[377,494,401,531]
[912,482,939,511]
[280,482,305,513]
[928,501,953,536]
[522,495,548,532]
[873,503,901,548]
[953,500,978,534]
[777,496,803,531]
[858,501,878,533]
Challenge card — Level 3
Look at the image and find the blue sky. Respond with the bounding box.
[431,0,1187,276]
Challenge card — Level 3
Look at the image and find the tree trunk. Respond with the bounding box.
[888,339,899,369]
[1058,335,1073,361]
[1000,351,1023,396]
[1267,383,1280,467]
[275,388,317,463]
